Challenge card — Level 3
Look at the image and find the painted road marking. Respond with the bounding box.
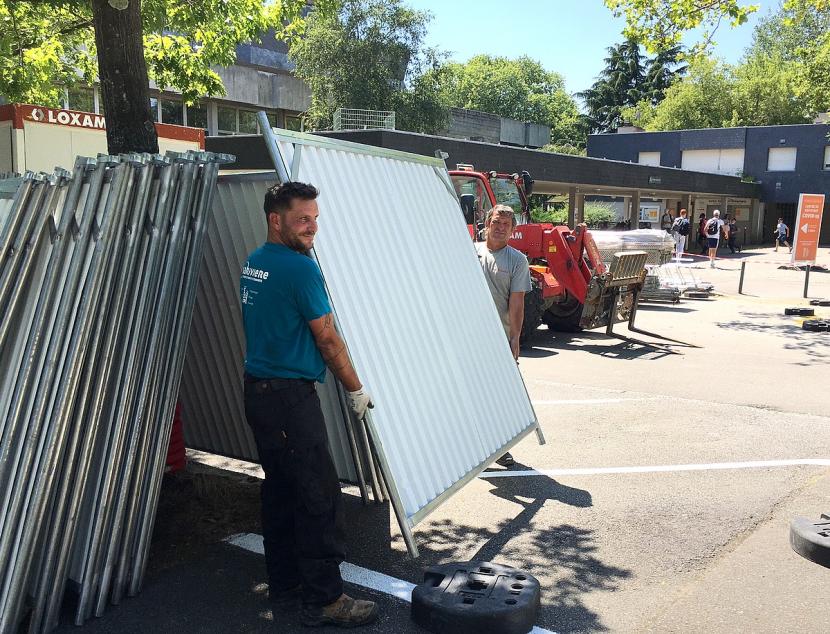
[225,533,557,634]
[531,397,657,405]
[479,458,830,479]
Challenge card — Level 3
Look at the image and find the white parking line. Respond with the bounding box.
[531,397,657,405]
[479,458,830,478]
[225,532,557,634]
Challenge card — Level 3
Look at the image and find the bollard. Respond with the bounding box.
[738,261,746,294]
[804,265,811,298]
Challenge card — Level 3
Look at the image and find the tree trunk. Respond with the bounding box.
[91,0,158,154]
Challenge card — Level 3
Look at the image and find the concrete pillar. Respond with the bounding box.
[567,187,576,227]
[630,190,640,229]
[681,194,692,214]
[576,193,585,224]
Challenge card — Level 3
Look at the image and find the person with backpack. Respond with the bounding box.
[670,208,690,261]
[697,212,708,255]
[705,209,725,267]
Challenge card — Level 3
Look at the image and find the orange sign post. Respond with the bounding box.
[791,193,825,264]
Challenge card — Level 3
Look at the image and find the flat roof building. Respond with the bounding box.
[588,124,830,242]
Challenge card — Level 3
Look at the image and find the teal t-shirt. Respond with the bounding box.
[240,242,331,382]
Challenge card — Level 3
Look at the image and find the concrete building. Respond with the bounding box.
[587,123,830,242]
[54,30,309,137]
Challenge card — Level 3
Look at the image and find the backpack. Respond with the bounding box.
[674,218,690,236]
[706,218,720,236]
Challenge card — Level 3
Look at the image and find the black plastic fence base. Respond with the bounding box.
[790,515,830,568]
[411,561,541,634]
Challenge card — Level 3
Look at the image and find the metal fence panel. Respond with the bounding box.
[0,151,231,632]
[272,130,540,526]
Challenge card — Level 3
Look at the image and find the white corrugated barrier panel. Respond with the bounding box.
[270,130,541,531]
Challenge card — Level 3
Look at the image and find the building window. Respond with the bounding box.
[681,148,744,175]
[767,147,797,171]
[238,110,258,134]
[185,103,207,131]
[266,112,280,129]
[285,115,303,132]
[160,98,183,125]
[217,106,237,135]
[824,146,830,170]
[638,151,660,166]
[66,87,94,113]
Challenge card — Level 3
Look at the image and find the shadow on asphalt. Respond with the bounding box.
[716,310,830,366]
[524,329,677,361]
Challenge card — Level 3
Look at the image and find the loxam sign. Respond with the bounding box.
[22,105,106,130]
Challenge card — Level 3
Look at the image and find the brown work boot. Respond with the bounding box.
[301,593,379,628]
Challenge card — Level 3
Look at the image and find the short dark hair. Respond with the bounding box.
[263,181,319,217]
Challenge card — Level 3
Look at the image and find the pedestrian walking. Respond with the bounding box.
[704,209,725,268]
[660,209,673,233]
[727,216,739,253]
[476,204,532,467]
[697,212,708,255]
[670,208,690,261]
[774,217,792,252]
[240,181,379,628]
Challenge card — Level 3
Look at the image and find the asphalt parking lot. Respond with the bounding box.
[55,247,830,634]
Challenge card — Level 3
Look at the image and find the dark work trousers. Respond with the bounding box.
[244,376,345,607]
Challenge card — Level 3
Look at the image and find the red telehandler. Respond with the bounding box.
[449,165,651,342]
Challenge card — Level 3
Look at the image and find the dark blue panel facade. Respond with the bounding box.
[588,124,830,241]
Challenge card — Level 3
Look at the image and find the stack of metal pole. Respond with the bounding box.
[0,150,233,632]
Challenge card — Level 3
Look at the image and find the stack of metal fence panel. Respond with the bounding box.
[0,150,232,633]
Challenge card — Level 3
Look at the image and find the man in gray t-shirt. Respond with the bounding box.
[475,204,532,467]
[475,204,532,358]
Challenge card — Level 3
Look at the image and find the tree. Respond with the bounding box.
[430,55,585,150]
[289,0,447,133]
[1,0,322,153]
[578,39,685,133]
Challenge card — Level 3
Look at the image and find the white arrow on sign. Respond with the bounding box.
[801,223,809,233]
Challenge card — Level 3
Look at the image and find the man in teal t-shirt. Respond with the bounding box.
[240,182,378,628]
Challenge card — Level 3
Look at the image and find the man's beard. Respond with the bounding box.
[283,230,313,254]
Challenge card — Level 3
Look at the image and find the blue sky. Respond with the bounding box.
[405,0,776,94]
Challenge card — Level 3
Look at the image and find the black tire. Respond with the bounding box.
[785,307,815,316]
[542,291,583,332]
[809,299,830,307]
[520,281,544,345]
[802,320,829,332]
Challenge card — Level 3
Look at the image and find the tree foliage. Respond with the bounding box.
[289,0,446,133]
[430,55,585,149]
[578,39,685,132]
[605,0,828,53]
[621,1,830,130]
[604,0,761,53]
[0,0,325,107]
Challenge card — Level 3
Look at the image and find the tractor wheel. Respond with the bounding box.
[521,282,544,345]
[543,292,583,332]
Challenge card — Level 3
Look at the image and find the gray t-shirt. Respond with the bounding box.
[475,242,532,337]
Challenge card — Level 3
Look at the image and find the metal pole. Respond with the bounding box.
[256,111,290,183]
[738,261,746,295]
[803,265,811,298]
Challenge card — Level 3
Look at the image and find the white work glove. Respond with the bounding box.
[346,388,374,420]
